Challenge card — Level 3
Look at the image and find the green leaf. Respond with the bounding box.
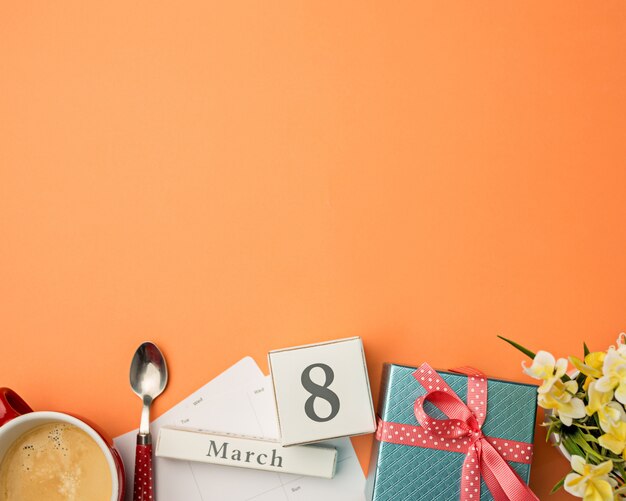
[561,437,585,459]
[573,424,599,432]
[570,431,606,462]
[578,433,599,444]
[546,421,561,439]
[550,477,565,494]
[498,336,537,360]
[583,342,590,357]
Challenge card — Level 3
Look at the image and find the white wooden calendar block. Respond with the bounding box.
[156,427,337,478]
[268,337,376,446]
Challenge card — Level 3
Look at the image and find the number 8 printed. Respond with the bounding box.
[301,363,341,422]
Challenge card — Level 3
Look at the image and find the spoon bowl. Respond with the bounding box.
[130,342,168,405]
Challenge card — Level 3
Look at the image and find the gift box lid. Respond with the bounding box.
[366,363,538,501]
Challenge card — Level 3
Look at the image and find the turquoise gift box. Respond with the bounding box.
[365,363,538,501]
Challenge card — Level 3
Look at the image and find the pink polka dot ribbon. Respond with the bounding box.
[376,363,539,501]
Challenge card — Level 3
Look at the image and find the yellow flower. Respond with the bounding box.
[570,352,606,390]
[564,456,615,501]
[596,348,626,404]
[523,351,568,394]
[538,379,586,426]
[586,381,625,431]
[598,420,626,456]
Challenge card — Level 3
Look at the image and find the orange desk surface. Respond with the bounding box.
[2,2,626,499]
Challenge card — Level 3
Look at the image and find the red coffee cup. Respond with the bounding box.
[0,387,125,501]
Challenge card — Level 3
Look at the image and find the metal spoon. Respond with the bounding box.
[130,342,168,501]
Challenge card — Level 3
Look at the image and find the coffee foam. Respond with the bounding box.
[0,422,112,501]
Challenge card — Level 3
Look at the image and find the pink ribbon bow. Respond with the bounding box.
[376,363,539,501]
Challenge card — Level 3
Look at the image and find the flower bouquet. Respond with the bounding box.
[500,334,626,501]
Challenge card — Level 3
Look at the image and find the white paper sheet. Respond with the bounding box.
[114,357,367,501]
[115,357,264,500]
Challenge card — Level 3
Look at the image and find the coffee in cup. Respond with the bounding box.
[0,421,113,501]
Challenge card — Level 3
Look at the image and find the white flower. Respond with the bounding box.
[522,351,568,394]
[596,348,626,404]
[564,456,615,501]
[598,420,626,456]
[538,379,586,426]
[586,381,625,432]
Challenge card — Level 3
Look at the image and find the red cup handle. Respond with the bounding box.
[0,388,33,427]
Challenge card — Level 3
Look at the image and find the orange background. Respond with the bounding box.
[2,2,626,499]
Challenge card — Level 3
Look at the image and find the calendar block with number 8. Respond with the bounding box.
[268,337,376,446]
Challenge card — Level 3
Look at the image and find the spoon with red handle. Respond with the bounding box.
[130,342,168,501]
